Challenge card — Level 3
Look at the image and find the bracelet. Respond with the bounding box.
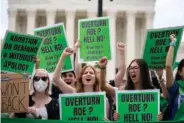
[169,42,176,47]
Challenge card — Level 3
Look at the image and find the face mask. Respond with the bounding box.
[34,80,48,93]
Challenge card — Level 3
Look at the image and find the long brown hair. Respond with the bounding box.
[76,65,100,93]
[125,59,154,90]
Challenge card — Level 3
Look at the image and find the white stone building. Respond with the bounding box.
[8,0,156,80]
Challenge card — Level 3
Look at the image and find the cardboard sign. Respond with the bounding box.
[1,73,29,113]
[78,17,111,62]
[59,92,106,121]
[116,90,160,122]
[1,31,43,75]
[143,27,183,69]
[34,23,73,73]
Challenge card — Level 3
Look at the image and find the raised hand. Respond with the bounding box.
[33,56,40,64]
[170,34,177,42]
[156,69,163,80]
[117,42,125,52]
[62,47,74,57]
[98,57,108,69]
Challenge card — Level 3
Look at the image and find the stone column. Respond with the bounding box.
[145,12,154,30]
[66,10,76,48]
[87,11,97,18]
[141,12,154,55]
[8,9,17,31]
[26,9,36,34]
[126,11,136,66]
[107,10,117,81]
[46,10,56,26]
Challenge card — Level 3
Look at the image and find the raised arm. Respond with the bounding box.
[98,57,116,97]
[165,34,176,88]
[156,69,168,99]
[114,42,126,88]
[33,56,40,70]
[74,40,81,77]
[160,79,168,99]
[53,47,76,93]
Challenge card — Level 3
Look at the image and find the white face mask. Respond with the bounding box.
[34,80,48,93]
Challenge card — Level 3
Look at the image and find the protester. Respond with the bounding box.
[155,69,168,99]
[10,69,59,119]
[165,34,184,120]
[99,56,163,121]
[33,56,77,99]
[53,47,110,119]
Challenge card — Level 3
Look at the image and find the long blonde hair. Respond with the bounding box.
[30,69,52,95]
[76,65,100,93]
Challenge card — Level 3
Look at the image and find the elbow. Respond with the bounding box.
[53,74,60,83]
[165,64,172,70]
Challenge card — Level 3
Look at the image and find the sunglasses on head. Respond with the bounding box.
[33,76,48,81]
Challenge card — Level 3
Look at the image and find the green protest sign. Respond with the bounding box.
[1,31,42,75]
[78,17,111,62]
[34,23,73,73]
[116,90,160,122]
[59,92,106,121]
[143,27,183,69]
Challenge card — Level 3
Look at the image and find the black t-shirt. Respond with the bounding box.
[51,84,63,99]
[15,95,59,119]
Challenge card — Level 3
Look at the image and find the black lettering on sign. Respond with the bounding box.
[87,29,96,35]
[121,94,155,102]
[82,20,107,28]
[87,116,98,121]
[150,32,165,39]
[155,39,166,46]
[73,107,86,116]
[4,43,12,50]
[54,44,63,51]
[65,96,100,106]
[84,36,95,43]
[10,35,38,45]
[142,113,153,121]
[165,30,179,37]
[124,114,139,122]
[9,53,34,62]
[97,35,105,42]
[36,27,61,37]
[68,117,81,121]
[128,104,141,112]
[3,61,29,71]
[150,47,163,54]
[41,46,54,53]
[13,44,38,53]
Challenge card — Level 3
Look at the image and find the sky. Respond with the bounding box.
[0,0,184,40]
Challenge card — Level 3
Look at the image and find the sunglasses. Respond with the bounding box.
[33,76,48,81]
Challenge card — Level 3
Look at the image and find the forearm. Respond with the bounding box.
[74,49,80,77]
[160,80,168,99]
[53,54,66,82]
[166,46,174,88]
[114,52,125,88]
[100,68,107,91]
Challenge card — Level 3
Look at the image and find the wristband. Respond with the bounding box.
[169,42,176,47]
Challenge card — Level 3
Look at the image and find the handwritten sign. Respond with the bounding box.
[1,73,29,113]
